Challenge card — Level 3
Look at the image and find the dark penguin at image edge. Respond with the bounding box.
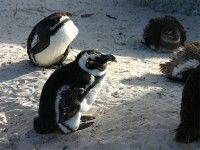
[33,50,116,134]
[175,64,200,143]
[27,11,79,68]
[142,16,186,51]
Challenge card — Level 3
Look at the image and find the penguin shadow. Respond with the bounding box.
[0,59,42,82]
[120,73,184,88]
[140,40,181,57]
[23,128,62,148]
[111,39,172,59]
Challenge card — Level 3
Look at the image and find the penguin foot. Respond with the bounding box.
[175,126,199,143]
[45,63,66,69]
[175,131,198,143]
[57,63,66,68]
[78,121,94,130]
[45,65,60,69]
[81,115,96,122]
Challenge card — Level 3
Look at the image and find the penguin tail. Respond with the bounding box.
[33,117,54,134]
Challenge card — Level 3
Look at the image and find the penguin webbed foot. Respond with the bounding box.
[78,121,94,130]
[81,114,96,122]
[57,63,67,68]
[44,63,66,69]
[44,65,59,69]
[77,115,95,130]
[175,126,199,143]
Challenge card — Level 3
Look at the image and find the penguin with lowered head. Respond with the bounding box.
[142,16,186,52]
[33,50,116,134]
[27,11,79,68]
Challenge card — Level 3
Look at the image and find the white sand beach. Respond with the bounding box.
[0,0,200,149]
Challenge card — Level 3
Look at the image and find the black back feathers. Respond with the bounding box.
[175,65,200,143]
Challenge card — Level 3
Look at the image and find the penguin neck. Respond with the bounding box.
[50,17,70,36]
[84,74,106,94]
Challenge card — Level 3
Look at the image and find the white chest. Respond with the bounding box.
[34,20,78,66]
[80,74,107,112]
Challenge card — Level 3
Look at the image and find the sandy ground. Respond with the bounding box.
[0,0,200,149]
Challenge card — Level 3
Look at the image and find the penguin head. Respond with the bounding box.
[76,50,116,76]
[161,24,181,44]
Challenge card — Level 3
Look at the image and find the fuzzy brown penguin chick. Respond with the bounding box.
[160,42,200,82]
[160,24,181,50]
[175,65,200,143]
[143,16,186,51]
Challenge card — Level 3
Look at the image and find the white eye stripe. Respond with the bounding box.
[78,53,106,76]
[83,53,100,60]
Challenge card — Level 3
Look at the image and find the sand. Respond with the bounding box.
[0,0,200,149]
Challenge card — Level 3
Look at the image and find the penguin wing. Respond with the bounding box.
[59,88,85,122]
[60,100,80,122]
[29,23,51,55]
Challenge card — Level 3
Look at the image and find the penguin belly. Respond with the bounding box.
[35,20,78,67]
[80,74,107,112]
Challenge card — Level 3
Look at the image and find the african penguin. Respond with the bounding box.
[175,64,200,143]
[142,16,186,52]
[160,42,200,82]
[27,11,79,68]
[33,50,116,134]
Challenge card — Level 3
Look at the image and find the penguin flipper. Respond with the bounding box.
[81,115,96,122]
[59,88,85,122]
[59,99,80,122]
[30,23,51,55]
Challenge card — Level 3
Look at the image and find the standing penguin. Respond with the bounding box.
[142,16,186,51]
[27,11,78,68]
[33,50,116,134]
[160,42,200,82]
[175,65,200,143]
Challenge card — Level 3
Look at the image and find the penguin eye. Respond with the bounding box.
[84,52,88,56]
[86,58,99,69]
[86,60,94,68]
[86,58,93,67]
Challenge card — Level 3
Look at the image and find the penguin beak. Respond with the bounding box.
[95,54,117,64]
[85,54,116,71]
[95,54,116,71]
